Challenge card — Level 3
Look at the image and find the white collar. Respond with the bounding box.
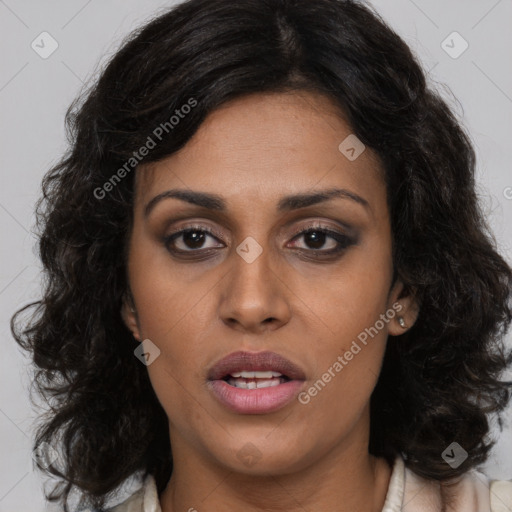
[108,454,512,512]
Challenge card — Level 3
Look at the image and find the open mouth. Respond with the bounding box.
[207,351,306,414]
[222,370,291,389]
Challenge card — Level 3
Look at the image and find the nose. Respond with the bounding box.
[218,240,291,333]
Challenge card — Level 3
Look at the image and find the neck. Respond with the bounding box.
[160,425,392,512]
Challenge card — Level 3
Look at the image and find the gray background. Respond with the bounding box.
[1,0,511,510]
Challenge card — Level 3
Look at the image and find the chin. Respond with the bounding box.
[206,434,317,475]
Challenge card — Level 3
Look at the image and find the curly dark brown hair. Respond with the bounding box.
[11,0,512,510]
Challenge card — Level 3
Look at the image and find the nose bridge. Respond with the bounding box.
[218,233,290,330]
[231,234,275,302]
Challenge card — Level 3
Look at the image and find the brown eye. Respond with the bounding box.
[288,227,355,255]
[298,230,336,250]
[164,226,225,254]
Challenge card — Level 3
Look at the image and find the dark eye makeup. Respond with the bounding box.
[162,221,358,262]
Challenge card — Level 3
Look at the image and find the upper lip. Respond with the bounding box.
[208,350,306,381]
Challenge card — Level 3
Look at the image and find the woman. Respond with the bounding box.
[12,0,512,510]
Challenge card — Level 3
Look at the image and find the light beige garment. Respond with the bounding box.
[381,456,512,512]
[106,455,512,512]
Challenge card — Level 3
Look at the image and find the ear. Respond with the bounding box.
[121,293,142,342]
[387,279,420,336]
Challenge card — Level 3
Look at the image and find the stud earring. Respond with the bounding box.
[398,316,406,329]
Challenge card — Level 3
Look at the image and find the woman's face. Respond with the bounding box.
[123,92,413,475]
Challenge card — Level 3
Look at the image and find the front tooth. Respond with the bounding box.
[256,379,281,389]
[252,371,275,379]
[232,370,282,378]
[227,378,283,389]
[229,379,248,389]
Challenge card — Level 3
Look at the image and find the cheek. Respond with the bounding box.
[295,290,389,440]
[295,239,393,349]
[125,247,208,415]
[128,234,220,342]
[293,239,393,409]
[138,313,210,433]
[128,254,222,421]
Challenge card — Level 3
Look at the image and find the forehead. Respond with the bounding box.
[135,91,385,214]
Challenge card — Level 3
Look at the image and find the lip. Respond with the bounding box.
[207,350,306,381]
[207,350,306,414]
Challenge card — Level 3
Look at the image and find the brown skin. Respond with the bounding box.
[122,91,419,512]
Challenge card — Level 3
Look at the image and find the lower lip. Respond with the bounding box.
[208,379,304,414]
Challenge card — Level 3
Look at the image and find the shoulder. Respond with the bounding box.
[382,455,512,512]
[105,473,160,512]
[489,479,512,512]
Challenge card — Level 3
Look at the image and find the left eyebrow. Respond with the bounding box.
[143,187,371,218]
[276,188,370,213]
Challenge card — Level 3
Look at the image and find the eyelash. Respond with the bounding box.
[163,222,355,259]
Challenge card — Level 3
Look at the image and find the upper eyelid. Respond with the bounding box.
[167,221,346,235]
[289,221,347,237]
[166,223,225,241]
[166,222,347,246]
